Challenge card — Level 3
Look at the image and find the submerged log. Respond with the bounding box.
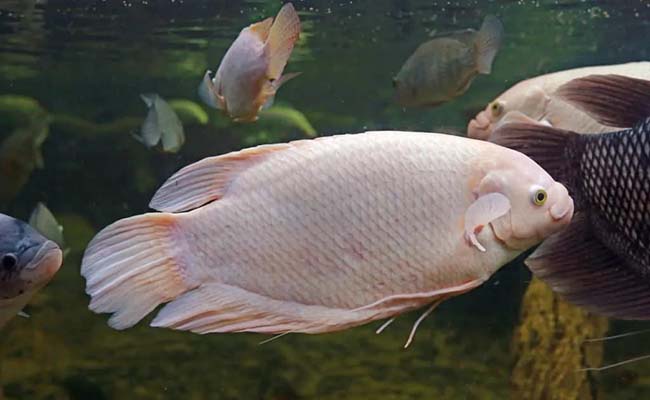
[511,277,609,400]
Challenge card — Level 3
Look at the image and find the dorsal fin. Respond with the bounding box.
[248,17,274,41]
[266,3,301,79]
[556,74,650,127]
[149,142,292,212]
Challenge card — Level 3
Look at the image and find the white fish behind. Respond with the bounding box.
[81,131,573,340]
[138,93,185,153]
[468,61,650,140]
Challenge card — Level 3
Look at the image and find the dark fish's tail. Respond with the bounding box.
[526,214,650,320]
[556,73,650,127]
[489,122,579,191]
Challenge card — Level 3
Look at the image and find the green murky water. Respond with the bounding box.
[1,1,649,398]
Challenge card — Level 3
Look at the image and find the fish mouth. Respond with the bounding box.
[27,240,63,279]
[549,196,574,223]
[467,111,493,140]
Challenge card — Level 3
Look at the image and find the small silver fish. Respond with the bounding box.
[198,3,301,122]
[0,213,62,328]
[393,15,504,107]
[29,202,64,249]
[137,93,185,153]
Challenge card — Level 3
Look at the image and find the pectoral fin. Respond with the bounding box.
[464,192,511,252]
[198,70,226,110]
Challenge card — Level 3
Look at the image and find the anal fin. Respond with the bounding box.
[151,282,379,334]
[526,213,650,319]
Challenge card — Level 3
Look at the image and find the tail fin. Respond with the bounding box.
[81,213,199,330]
[266,3,301,79]
[489,122,578,187]
[527,213,650,319]
[556,74,650,127]
[474,15,504,74]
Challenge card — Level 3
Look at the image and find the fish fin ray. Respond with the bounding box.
[198,70,225,110]
[526,213,650,319]
[266,3,301,79]
[81,213,199,330]
[556,74,650,127]
[151,282,383,334]
[149,142,293,212]
[489,122,578,186]
[248,17,274,41]
[474,15,504,74]
[464,192,511,252]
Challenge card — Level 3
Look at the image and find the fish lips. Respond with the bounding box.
[467,110,493,140]
[0,240,62,299]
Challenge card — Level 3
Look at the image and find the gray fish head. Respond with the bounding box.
[0,214,62,300]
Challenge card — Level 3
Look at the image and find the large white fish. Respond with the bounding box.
[0,213,62,328]
[467,61,650,140]
[81,132,573,343]
[199,3,301,123]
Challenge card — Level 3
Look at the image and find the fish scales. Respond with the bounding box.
[577,120,650,274]
[178,134,468,308]
[83,130,573,333]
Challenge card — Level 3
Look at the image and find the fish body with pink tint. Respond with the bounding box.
[467,61,650,140]
[0,213,62,328]
[81,131,573,346]
[198,3,301,123]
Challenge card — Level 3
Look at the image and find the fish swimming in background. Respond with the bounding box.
[0,118,50,210]
[0,213,62,328]
[467,61,650,140]
[490,74,650,319]
[198,3,301,123]
[81,131,572,346]
[29,202,65,251]
[136,93,185,153]
[393,15,504,108]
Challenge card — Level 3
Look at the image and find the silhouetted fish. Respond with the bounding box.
[393,15,503,107]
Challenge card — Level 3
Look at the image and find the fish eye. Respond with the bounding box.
[532,188,547,206]
[490,101,504,117]
[1,254,17,271]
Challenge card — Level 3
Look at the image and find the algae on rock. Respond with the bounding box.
[511,277,609,400]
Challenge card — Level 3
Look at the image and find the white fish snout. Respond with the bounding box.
[548,183,574,223]
[467,110,493,140]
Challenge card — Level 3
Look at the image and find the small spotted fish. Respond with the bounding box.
[491,74,650,319]
[137,93,185,153]
[393,15,504,107]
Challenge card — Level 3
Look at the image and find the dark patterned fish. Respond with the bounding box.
[490,74,650,319]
